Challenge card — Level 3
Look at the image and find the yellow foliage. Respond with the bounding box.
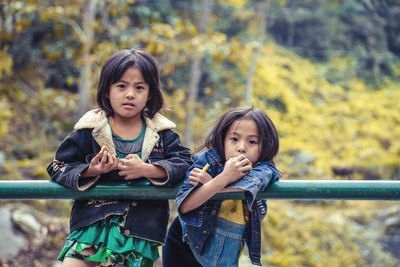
[218,0,247,9]
[262,201,397,267]
[229,42,400,179]
[0,100,12,141]
[0,48,13,79]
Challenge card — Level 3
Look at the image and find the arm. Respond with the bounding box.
[226,161,280,209]
[179,155,252,213]
[117,154,167,180]
[147,130,193,186]
[117,130,192,186]
[47,130,116,191]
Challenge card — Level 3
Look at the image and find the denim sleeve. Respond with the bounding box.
[227,162,279,210]
[175,152,211,225]
[175,153,209,210]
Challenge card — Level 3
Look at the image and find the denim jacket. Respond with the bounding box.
[176,148,279,265]
[47,108,192,244]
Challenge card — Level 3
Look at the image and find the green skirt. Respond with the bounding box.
[58,215,159,267]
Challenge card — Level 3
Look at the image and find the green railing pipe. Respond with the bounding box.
[0,180,400,200]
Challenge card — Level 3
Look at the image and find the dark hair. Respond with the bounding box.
[204,107,279,162]
[96,49,164,118]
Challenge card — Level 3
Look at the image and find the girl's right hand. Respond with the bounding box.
[189,167,213,186]
[81,150,118,178]
[220,154,252,184]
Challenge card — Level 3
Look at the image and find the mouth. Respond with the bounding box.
[122,102,135,107]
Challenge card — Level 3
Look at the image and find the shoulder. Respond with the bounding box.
[145,112,176,131]
[194,148,222,167]
[74,108,108,131]
[63,128,93,145]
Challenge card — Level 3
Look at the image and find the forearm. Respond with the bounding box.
[180,174,229,213]
[142,163,167,179]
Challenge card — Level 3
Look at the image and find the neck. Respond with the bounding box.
[109,115,144,140]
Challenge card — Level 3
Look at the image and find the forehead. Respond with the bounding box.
[119,67,144,80]
[227,119,259,136]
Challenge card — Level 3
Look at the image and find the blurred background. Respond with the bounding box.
[0,0,399,266]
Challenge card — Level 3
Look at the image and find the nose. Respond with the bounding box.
[125,88,135,99]
[237,141,246,154]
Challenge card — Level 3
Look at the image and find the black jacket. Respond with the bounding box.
[47,109,192,244]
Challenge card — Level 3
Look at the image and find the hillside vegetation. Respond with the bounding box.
[0,1,399,266]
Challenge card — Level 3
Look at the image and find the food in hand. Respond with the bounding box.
[202,163,210,172]
[100,146,108,156]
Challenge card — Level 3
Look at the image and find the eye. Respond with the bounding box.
[249,140,258,145]
[116,83,125,89]
[230,137,238,142]
[136,85,145,90]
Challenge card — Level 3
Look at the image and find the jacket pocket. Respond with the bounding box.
[180,210,204,227]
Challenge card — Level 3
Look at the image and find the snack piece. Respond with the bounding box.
[100,146,108,156]
[202,163,210,172]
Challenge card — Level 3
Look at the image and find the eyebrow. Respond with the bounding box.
[116,80,146,85]
[230,132,259,139]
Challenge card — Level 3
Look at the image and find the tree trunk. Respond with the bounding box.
[184,0,214,145]
[245,1,269,107]
[77,0,98,118]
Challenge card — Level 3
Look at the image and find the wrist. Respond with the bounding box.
[81,167,98,178]
[213,174,230,189]
[142,162,167,179]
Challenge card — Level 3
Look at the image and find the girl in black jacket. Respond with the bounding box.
[47,49,192,267]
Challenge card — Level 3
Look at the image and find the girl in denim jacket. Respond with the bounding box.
[163,107,280,267]
[47,49,192,267]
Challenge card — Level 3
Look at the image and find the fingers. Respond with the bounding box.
[125,154,139,160]
[189,168,202,175]
[189,167,212,186]
[107,153,118,170]
[224,155,253,177]
[100,152,108,167]
[189,174,200,186]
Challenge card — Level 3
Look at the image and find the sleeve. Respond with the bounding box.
[47,130,100,191]
[148,130,193,187]
[175,153,210,211]
[227,161,280,210]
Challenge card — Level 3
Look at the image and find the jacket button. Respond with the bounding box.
[211,210,217,215]
[131,201,137,207]
[202,230,207,235]
[195,245,199,250]
[124,230,130,235]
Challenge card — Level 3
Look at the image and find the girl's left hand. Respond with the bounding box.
[117,154,145,180]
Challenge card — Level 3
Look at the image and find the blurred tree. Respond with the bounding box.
[184,0,214,145]
[78,0,98,117]
[245,0,269,106]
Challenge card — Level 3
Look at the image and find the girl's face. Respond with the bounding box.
[223,119,261,164]
[108,67,149,121]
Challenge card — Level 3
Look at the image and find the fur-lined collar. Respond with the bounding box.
[74,108,176,132]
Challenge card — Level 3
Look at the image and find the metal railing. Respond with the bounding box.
[0,180,399,200]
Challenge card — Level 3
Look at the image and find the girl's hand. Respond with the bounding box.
[117,154,145,180]
[82,150,118,177]
[189,168,213,186]
[220,154,252,184]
